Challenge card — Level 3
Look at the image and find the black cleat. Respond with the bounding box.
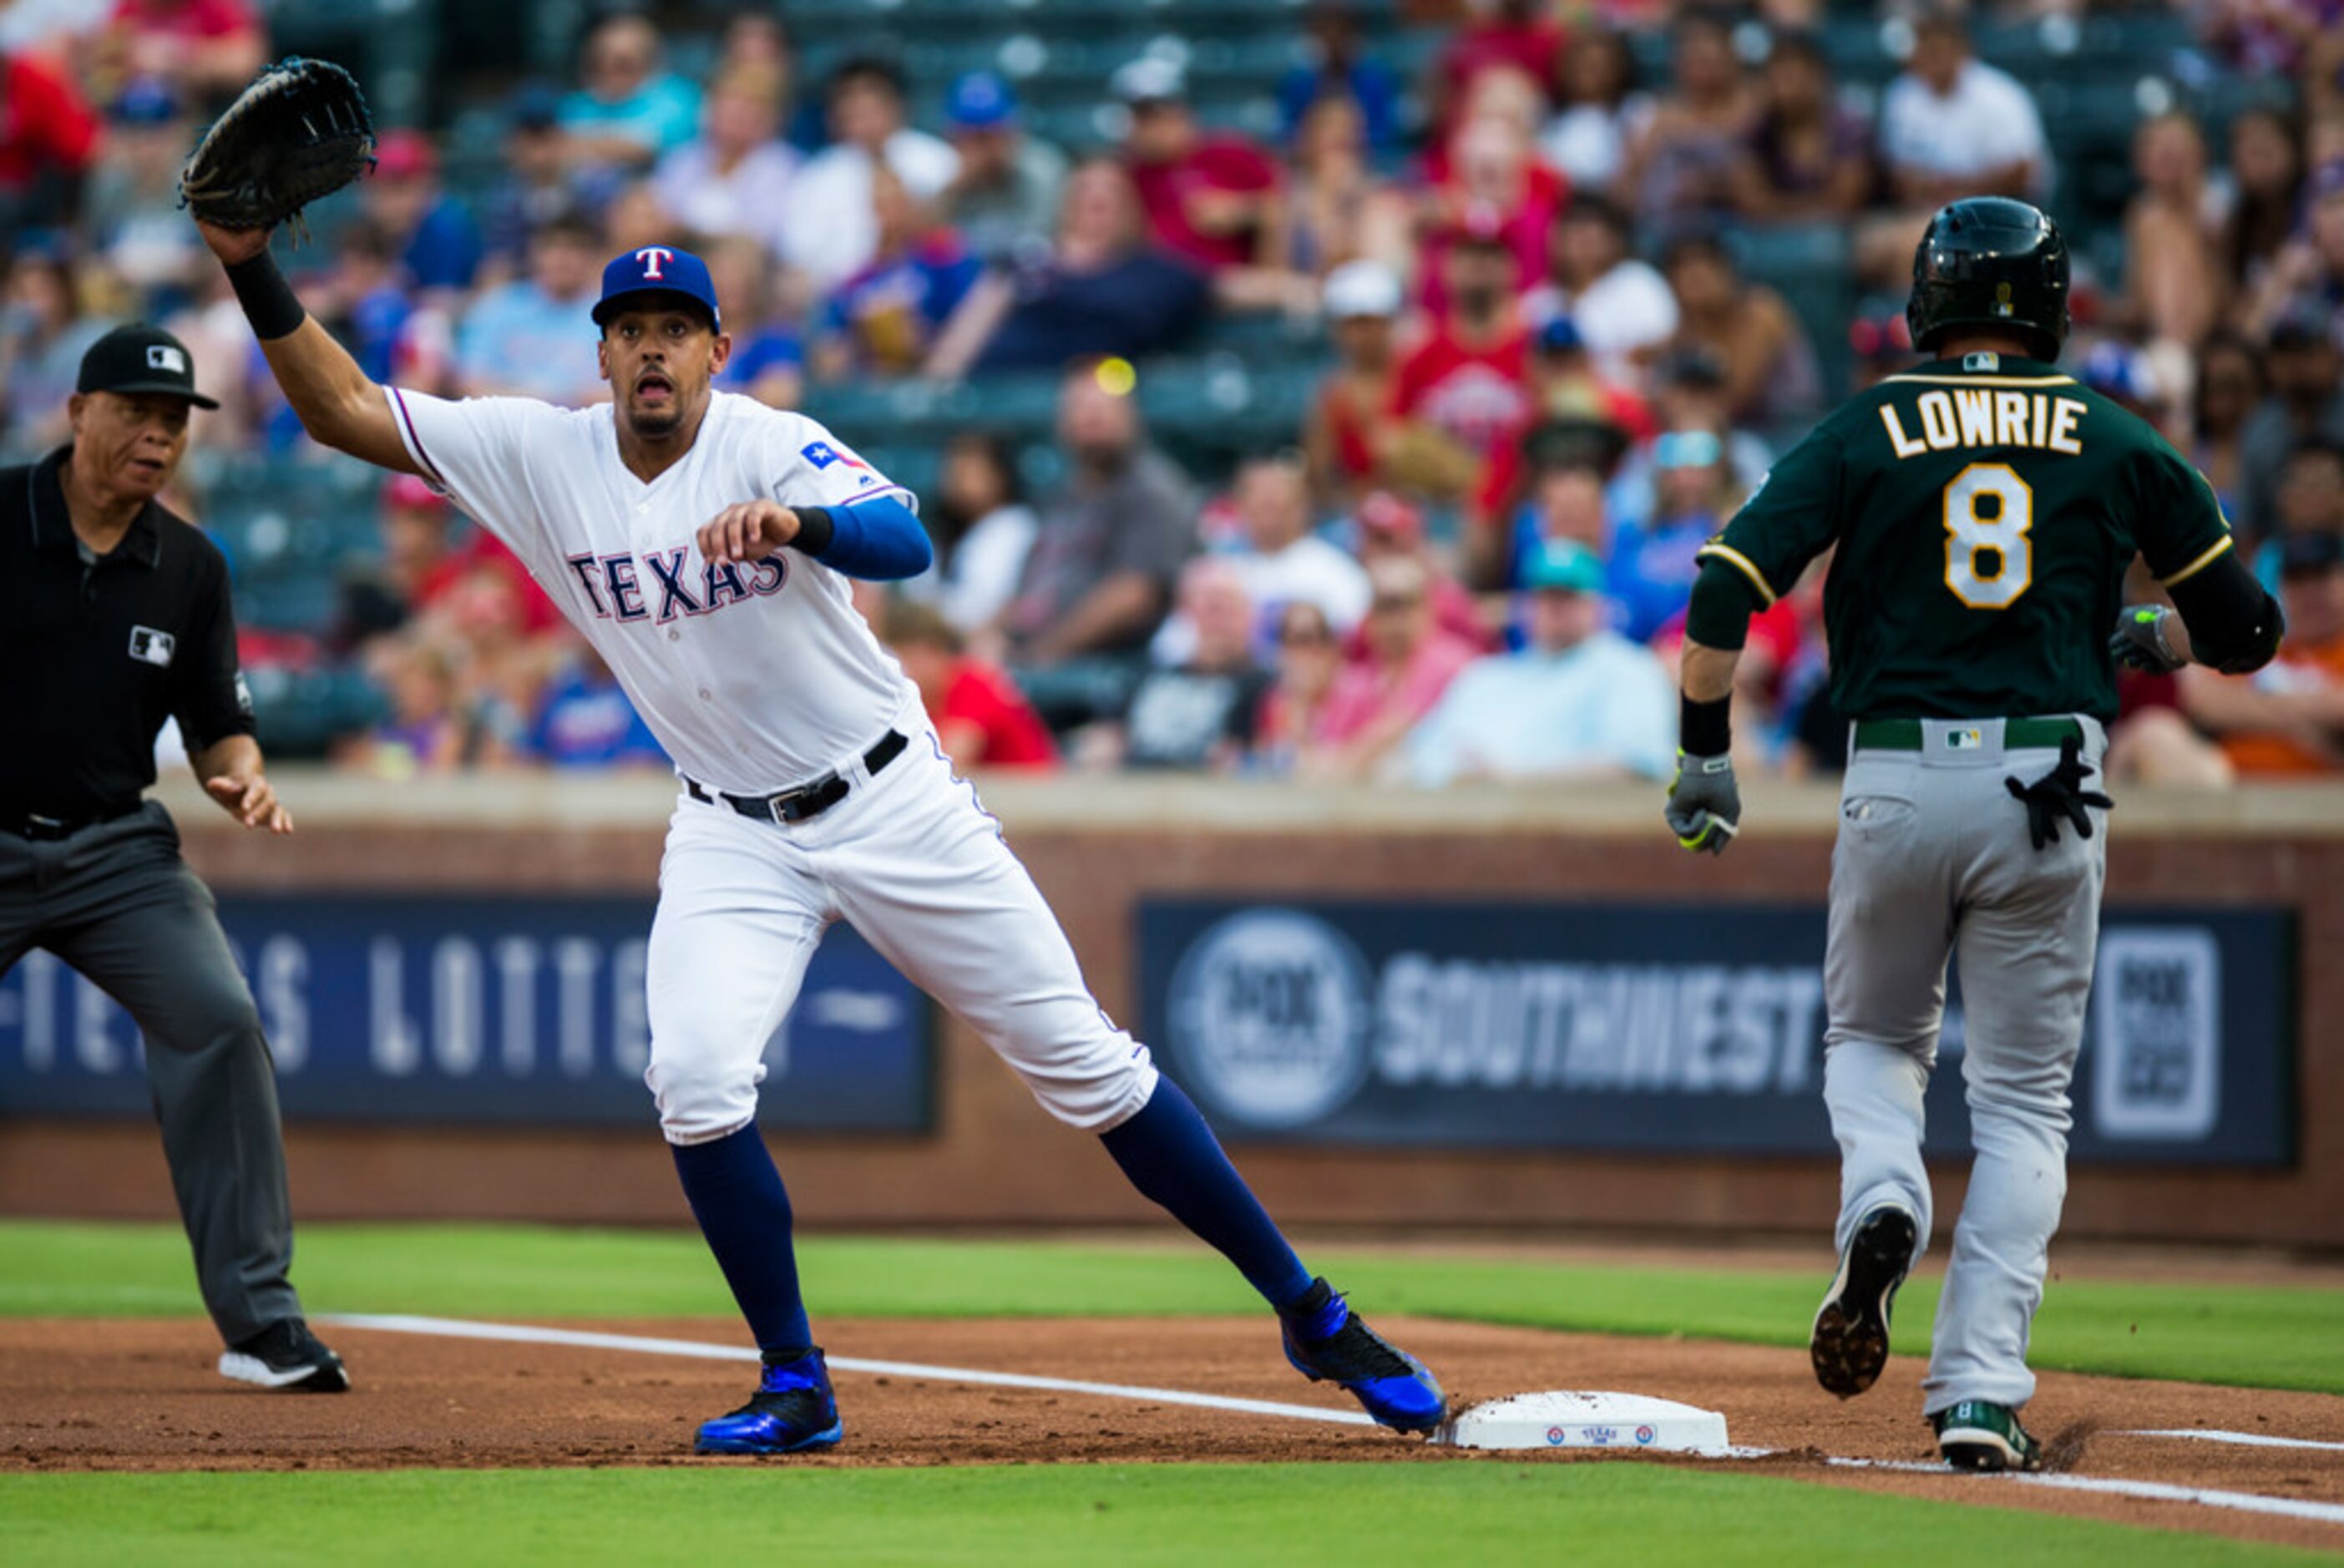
[218,1318,350,1393]
[1934,1400,2043,1473]
[1810,1204,1918,1399]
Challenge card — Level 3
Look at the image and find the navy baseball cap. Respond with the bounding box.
[947,71,1017,129]
[592,244,721,331]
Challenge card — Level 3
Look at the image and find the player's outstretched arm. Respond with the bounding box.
[196,220,424,478]
[697,494,933,580]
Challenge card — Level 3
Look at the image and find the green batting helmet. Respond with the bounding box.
[1906,196,2070,363]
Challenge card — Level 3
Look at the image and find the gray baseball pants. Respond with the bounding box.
[0,803,302,1345]
[1821,717,2108,1415]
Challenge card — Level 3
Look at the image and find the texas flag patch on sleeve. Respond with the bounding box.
[801,439,868,472]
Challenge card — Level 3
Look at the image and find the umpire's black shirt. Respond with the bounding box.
[0,448,253,821]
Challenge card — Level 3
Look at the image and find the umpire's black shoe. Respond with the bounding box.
[1810,1203,1919,1399]
[219,1318,351,1392]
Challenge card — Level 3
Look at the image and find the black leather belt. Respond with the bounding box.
[685,729,909,827]
[0,802,141,842]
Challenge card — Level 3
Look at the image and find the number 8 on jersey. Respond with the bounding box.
[1943,463,2033,609]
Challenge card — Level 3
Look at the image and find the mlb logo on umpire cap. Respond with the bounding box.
[591,244,721,331]
[146,343,187,375]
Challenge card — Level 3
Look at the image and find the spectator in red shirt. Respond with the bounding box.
[102,0,266,108]
[1299,554,1480,781]
[1114,56,1283,276]
[1387,223,1531,498]
[1431,0,1565,133]
[0,48,100,224]
[882,597,1059,771]
[1348,490,1494,656]
[1254,599,1344,776]
[335,474,561,652]
[1406,100,1556,318]
[1471,314,1655,574]
[1304,259,1405,510]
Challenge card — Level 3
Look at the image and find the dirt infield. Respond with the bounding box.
[5,1317,2341,1552]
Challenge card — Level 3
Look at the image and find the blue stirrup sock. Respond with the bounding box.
[1100,1077,1315,1311]
[671,1124,813,1359]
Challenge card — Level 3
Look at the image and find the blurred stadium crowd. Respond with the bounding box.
[3,0,2342,783]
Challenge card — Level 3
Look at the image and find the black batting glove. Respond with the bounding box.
[1665,751,1741,856]
[2003,734,2114,852]
[2109,605,2186,675]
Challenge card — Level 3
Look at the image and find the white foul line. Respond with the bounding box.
[322,1313,1374,1428]
[1821,1456,2344,1526]
[2119,1429,2344,1454]
[320,1314,2342,1527]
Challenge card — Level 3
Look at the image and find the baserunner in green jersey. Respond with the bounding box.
[1663,197,2285,1473]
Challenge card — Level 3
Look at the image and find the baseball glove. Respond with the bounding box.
[179,58,376,237]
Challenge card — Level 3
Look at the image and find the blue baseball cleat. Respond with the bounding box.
[695,1348,843,1455]
[1279,1277,1446,1434]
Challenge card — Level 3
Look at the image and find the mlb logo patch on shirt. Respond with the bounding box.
[129,626,175,667]
[801,440,868,471]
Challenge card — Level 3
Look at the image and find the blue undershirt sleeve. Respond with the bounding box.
[792,493,934,580]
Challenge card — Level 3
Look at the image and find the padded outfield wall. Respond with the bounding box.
[0,772,2336,1249]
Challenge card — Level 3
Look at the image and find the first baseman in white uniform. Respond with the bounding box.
[200,220,1446,1453]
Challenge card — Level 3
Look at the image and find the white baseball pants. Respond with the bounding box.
[643,724,1159,1145]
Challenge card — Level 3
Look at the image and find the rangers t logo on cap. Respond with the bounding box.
[592,244,721,331]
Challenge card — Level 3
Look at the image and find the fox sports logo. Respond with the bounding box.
[1166,908,1374,1129]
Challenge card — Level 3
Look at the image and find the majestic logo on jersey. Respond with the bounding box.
[800,440,867,471]
[563,549,787,625]
[635,245,675,280]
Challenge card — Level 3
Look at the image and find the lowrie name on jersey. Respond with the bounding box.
[1880,387,2089,459]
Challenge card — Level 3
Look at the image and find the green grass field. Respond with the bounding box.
[8,1220,2339,1393]
[4,1221,2339,1565]
[1,1465,2324,1568]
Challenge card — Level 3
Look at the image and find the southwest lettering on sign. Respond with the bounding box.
[800,440,868,471]
[636,246,674,281]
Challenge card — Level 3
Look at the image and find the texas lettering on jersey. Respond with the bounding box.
[565,548,787,624]
[384,386,917,790]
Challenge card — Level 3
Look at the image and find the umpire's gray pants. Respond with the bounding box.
[1821,717,2107,1415]
[0,803,301,1345]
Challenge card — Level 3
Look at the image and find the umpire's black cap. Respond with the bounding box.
[77,323,220,409]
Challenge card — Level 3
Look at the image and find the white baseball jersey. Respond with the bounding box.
[386,386,919,791]
[389,382,1152,1151]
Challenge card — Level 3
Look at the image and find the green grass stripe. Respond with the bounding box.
[5,1222,2339,1394]
[0,1464,2325,1568]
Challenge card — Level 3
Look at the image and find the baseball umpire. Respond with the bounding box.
[0,323,347,1393]
[1663,198,2282,1470]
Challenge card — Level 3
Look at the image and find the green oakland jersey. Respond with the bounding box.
[1700,353,2234,722]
